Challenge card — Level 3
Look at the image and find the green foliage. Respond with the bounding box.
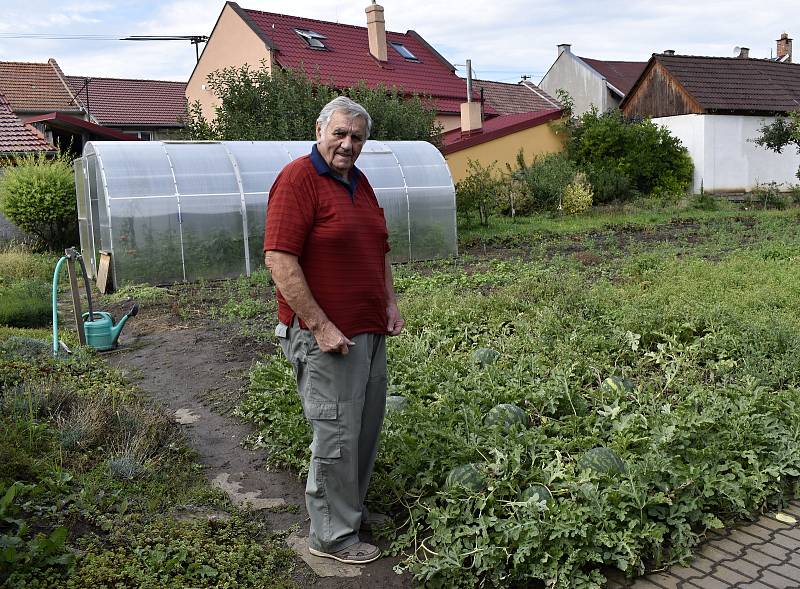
[0,336,297,588]
[0,280,50,328]
[185,61,441,143]
[750,181,793,210]
[512,151,577,213]
[568,108,694,199]
[755,111,800,179]
[241,214,800,587]
[0,245,56,285]
[561,171,594,215]
[455,159,501,226]
[583,162,634,204]
[0,151,78,250]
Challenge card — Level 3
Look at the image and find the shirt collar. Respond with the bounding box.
[310,143,361,198]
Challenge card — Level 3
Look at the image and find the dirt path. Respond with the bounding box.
[105,305,410,588]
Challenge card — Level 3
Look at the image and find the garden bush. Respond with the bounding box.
[583,162,634,204]
[568,108,693,198]
[561,171,593,214]
[0,152,77,251]
[512,151,577,213]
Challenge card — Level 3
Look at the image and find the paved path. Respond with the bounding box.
[607,501,800,589]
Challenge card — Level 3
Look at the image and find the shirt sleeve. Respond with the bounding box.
[263,165,315,256]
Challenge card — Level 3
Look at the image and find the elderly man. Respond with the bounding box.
[264,96,404,564]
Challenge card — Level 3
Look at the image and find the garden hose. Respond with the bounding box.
[52,255,68,357]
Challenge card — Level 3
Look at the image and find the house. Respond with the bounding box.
[472,78,561,115]
[64,76,186,140]
[539,45,646,116]
[0,59,185,154]
[620,50,800,193]
[442,104,564,183]
[186,2,495,132]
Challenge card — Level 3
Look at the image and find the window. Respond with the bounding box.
[295,29,327,49]
[391,42,418,61]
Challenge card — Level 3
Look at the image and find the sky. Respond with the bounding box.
[0,0,796,84]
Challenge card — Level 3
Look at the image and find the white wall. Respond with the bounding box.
[655,114,800,193]
[540,52,612,117]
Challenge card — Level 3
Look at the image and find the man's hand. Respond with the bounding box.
[386,302,405,336]
[311,319,354,354]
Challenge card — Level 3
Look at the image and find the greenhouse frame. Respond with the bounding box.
[74,140,457,288]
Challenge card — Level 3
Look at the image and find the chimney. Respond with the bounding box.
[737,47,750,58]
[365,1,387,62]
[663,50,675,56]
[777,32,792,62]
[460,59,482,133]
[557,43,571,56]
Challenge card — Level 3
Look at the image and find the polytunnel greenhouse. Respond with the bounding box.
[74,140,457,288]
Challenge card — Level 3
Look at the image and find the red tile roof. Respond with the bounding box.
[634,54,800,113]
[0,94,56,154]
[66,76,187,127]
[0,59,82,115]
[579,57,647,95]
[473,79,560,115]
[235,4,493,116]
[441,108,562,154]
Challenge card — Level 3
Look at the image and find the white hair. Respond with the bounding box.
[316,96,372,138]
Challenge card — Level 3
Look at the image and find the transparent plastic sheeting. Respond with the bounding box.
[75,141,457,287]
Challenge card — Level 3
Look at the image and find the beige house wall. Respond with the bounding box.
[445,121,564,183]
[186,4,273,121]
[437,114,461,133]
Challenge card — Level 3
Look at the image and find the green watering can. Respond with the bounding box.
[82,305,139,351]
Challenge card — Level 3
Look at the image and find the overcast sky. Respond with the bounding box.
[0,0,795,84]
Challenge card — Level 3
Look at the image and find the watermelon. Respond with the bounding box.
[518,484,553,504]
[485,403,529,428]
[385,395,410,414]
[445,463,487,492]
[472,347,499,367]
[600,375,635,395]
[578,446,626,475]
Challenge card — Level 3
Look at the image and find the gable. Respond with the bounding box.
[0,59,82,115]
[621,61,702,119]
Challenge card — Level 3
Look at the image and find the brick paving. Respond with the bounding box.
[606,501,800,589]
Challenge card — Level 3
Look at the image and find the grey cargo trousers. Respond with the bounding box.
[277,319,387,553]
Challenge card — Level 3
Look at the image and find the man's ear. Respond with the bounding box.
[315,123,322,141]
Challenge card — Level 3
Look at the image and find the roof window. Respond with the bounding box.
[391,42,418,61]
[295,29,327,49]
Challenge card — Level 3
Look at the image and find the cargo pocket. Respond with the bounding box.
[305,402,341,459]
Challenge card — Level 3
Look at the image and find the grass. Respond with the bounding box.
[0,335,297,588]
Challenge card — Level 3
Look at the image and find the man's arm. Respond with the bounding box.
[265,250,352,354]
[385,255,405,336]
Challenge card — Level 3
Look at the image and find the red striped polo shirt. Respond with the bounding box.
[263,146,390,339]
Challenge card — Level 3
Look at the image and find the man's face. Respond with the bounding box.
[315,110,367,178]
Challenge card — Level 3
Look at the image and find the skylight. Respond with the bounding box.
[295,29,327,49]
[391,42,418,61]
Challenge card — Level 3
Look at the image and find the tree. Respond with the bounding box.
[0,151,77,250]
[184,61,442,143]
[755,112,800,179]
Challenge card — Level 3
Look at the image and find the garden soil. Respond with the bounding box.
[104,299,410,589]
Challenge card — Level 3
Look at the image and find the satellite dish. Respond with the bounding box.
[733,46,741,56]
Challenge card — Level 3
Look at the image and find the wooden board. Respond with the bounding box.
[66,257,86,345]
[96,251,112,294]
